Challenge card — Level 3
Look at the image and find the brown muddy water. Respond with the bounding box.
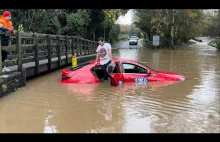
[0,41,219,133]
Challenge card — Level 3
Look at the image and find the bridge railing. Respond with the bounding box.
[0,31,98,75]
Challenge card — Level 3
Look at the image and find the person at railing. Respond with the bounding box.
[0,10,16,72]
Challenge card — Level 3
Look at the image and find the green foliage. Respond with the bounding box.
[208,39,220,51]
[2,84,7,93]
[86,9,105,40]
[37,10,61,34]
[14,87,23,92]
[142,39,153,48]
[134,9,206,47]
[18,24,24,32]
[0,9,61,34]
[204,9,220,37]
[133,9,152,40]
[109,24,120,44]
[216,40,220,50]
[62,9,91,37]
[0,9,128,42]
[103,9,128,41]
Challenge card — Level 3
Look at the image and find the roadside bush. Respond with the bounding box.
[216,40,220,51]
[143,39,153,48]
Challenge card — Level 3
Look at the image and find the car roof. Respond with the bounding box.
[70,58,145,70]
[69,58,158,74]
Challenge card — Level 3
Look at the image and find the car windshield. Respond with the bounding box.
[130,36,137,38]
[130,37,137,40]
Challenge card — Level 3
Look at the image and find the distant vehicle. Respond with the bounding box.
[192,37,202,42]
[130,35,139,40]
[129,36,138,45]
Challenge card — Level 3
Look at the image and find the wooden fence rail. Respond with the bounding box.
[0,31,98,75]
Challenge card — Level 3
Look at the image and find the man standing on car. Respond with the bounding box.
[95,37,114,81]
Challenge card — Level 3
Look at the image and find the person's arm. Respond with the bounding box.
[0,20,5,27]
[9,21,16,35]
[96,52,99,62]
[95,47,100,65]
[0,20,8,31]
[109,49,113,61]
[0,27,8,31]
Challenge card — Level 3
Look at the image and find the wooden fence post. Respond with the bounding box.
[87,40,89,55]
[76,37,79,56]
[80,38,82,56]
[0,38,2,75]
[65,36,68,64]
[71,36,74,57]
[34,33,39,74]
[94,41,96,54]
[47,35,52,70]
[17,32,22,73]
[89,40,91,55]
[56,35,61,67]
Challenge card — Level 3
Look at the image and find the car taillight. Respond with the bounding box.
[61,75,71,80]
[61,70,71,80]
[62,69,70,75]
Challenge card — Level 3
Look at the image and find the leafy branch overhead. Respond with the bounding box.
[0,9,128,43]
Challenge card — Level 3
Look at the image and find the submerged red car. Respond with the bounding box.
[61,58,187,86]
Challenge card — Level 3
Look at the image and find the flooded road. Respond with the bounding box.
[0,41,219,133]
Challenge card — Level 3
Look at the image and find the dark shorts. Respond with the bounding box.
[1,35,10,46]
[100,60,112,80]
[1,35,10,62]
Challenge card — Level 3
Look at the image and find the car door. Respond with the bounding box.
[121,62,151,83]
[107,62,124,86]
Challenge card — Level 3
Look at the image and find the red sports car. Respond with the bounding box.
[61,58,187,86]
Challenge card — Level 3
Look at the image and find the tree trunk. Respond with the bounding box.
[170,9,176,49]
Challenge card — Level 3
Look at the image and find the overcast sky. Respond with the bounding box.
[116,9,134,25]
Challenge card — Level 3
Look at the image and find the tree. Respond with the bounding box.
[62,9,91,37]
[109,24,120,43]
[0,9,129,42]
[134,9,205,48]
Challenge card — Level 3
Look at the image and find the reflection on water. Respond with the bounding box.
[63,84,100,101]
[0,42,219,133]
[44,110,57,133]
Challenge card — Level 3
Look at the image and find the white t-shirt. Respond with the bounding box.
[96,43,112,65]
